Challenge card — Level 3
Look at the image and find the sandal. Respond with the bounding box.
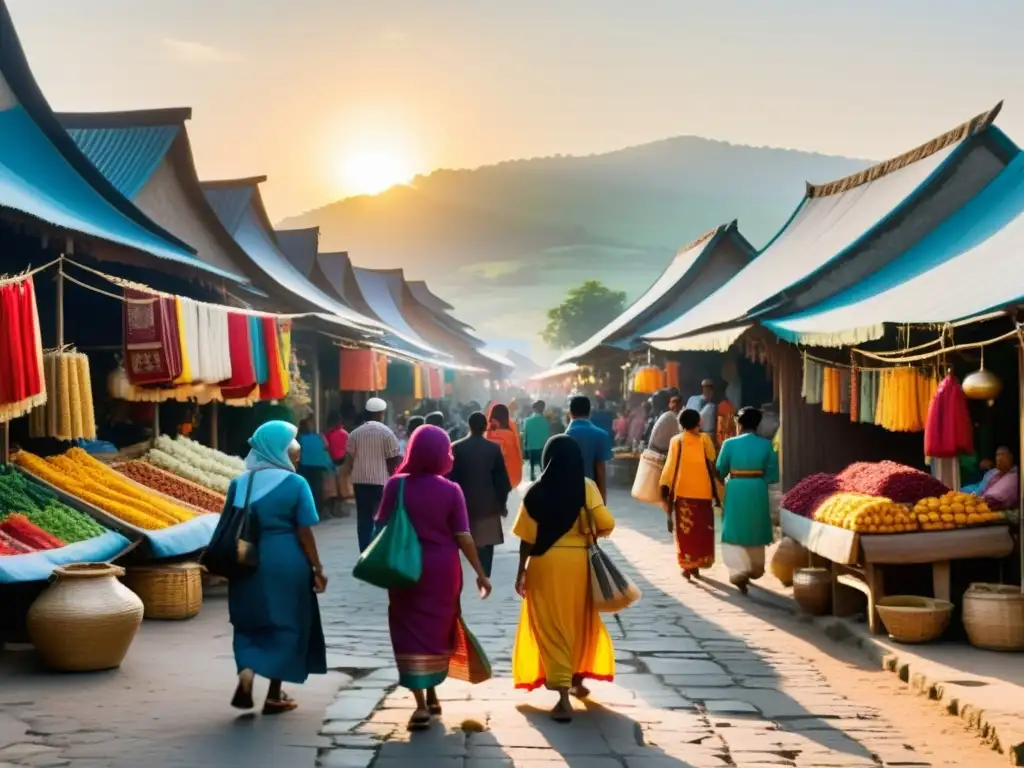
[408,709,432,731]
[262,692,298,715]
[427,690,442,716]
[550,702,573,723]
[231,669,255,710]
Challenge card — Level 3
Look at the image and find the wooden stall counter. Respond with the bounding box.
[780,509,1014,633]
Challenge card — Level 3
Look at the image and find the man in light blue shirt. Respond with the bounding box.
[685,379,718,439]
[565,395,613,500]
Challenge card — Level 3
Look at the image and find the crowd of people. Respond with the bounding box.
[217,386,780,729]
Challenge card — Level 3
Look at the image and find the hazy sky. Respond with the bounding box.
[10,0,1022,220]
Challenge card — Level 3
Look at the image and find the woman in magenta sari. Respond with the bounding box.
[374,425,492,730]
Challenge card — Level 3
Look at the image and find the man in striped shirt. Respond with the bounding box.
[345,397,402,552]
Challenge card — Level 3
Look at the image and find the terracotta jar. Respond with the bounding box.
[792,567,831,616]
[27,563,144,672]
[770,537,802,587]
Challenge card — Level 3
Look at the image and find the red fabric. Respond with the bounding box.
[924,375,974,458]
[259,316,285,400]
[428,367,443,399]
[123,289,175,385]
[0,278,43,410]
[339,348,376,391]
[673,497,715,571]
[220,312,257,400]
[19,278,41,399]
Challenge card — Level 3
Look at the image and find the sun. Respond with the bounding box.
[340,149,412,196]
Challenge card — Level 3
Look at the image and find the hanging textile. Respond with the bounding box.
[339,348,376,391]
[859,370,878,424]
[249,316,268,386]
[29,351,96,440]
[173,298,202,383]
[821,367,841,414]
[220,312,257,400]
[801,358,823,404]
[0,275,45,423]
[387,361,415,396]
[428,367,444,399]
[924,375,974,458]
[838,368,851,415]
[664,361,681,389]
[123,289,178,386]
[373,352,388,391]
[260,316,286,400]
[413,364,424,399]
[276,319,292,398]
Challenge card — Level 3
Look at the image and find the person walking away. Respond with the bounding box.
[426,411,446,429]
[345,397,401,552]
[374,425,492,730]
[523,400,551,481]
[648,395,683,454]
[486,403,523,490]
[228,420,328,714]
[685,379,719,445]
[296,417,336,517]
[512,435,616,722]
[449,411,512,577]
[565,395,613,502]
[324,414,350,515]
[660,409,719,581]
[717,407,779,593]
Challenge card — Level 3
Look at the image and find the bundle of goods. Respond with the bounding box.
[835,461,948,504]
[13,448,196,531]
[911,491,1004,531]
[28,350,97,441]
[781,473,840,517]
[144,435,243,495]
[812,493,918,534]
[0,514,66,551]
[115,461,225,513]
[0,467,106,544]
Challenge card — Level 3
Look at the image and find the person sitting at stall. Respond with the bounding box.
[963,446,1019,511]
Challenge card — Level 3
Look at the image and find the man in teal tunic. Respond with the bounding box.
[716,407,779,594]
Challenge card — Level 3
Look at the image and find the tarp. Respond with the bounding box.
[766,152,1024,347]
[0,530,131,584]
[556,222,753,363]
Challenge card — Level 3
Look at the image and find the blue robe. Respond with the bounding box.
[717,433,779,548]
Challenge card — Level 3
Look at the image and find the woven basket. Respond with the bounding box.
[123,562,203,620]
[876,595,953,644]
[26,563,144,672]
[962,583,1024,651]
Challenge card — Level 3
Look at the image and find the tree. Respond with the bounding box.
[542,280,627,349]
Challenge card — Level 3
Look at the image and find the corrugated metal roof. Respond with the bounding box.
[66,125,178,199]
[275,227,319,276]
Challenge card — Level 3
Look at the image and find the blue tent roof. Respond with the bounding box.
[66,125,179,199]
[0,3,220,274]
[766,152,1024,346]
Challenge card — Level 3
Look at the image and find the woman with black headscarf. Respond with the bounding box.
[511,435,616,722]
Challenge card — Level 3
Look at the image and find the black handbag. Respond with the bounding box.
[201,470,262,579]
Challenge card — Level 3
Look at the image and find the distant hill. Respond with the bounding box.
[279,136,871,361]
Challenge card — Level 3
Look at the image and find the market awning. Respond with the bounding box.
[644,104,1012,352]
[529,363,579,382]
[201,179,383,333]
[351,267,443,355]
[555,221,754,364]
[0,3,211,273]
[58,109,252,285]
[766,152,1024,346]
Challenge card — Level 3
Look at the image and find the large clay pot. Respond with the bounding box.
[27,563,144,672]
[792,567,831,616]
[770,537,803,587]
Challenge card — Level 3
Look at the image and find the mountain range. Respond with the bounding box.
[279,135,872,362]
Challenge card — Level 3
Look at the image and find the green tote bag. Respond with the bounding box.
[352,477,422,588]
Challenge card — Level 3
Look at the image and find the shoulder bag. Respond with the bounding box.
[352,477,423,589]
[201,469,263,579]
[582,498,641,613]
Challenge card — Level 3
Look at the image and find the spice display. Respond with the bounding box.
[924,375,974,458]
[13,448,195,531]
[0,467,106,543]
[836,461,948,504]
[781,473,841,517]
[28,351,97,441]
[912,492,1005,530]
[0,514,65,550]
[812,493,918,533]
[144,435,243,494]
[115,461,225,513]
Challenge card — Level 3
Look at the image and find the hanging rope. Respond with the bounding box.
[0,256,62,287]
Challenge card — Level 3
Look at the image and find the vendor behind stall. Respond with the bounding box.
[962,446,1019,511]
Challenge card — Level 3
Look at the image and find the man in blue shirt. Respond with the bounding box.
[566,395,613,501]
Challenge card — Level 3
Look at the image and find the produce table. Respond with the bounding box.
[780,508,1014,633]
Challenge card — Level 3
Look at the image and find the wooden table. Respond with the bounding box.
[780,509,1014,633]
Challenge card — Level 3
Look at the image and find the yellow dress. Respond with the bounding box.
[512,479,616,690]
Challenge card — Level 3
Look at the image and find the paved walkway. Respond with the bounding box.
[0,489,1009,767]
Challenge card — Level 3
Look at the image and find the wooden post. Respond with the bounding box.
[209,401,219,450]
[56,261,64,349]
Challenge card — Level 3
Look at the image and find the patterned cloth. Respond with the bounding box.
[347,421,401,486]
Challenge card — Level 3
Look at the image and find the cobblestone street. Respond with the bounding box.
[0,489,1011,767]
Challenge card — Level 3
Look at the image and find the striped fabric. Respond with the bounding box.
[347,421,400,486]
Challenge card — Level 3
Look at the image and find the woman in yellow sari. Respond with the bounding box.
[512,435,615,722]
[660,409,719,580]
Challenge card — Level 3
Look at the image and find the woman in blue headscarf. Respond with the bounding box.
[228,420,328,714]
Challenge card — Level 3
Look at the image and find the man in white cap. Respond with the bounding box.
[685,379,718,442]
[344,397,401,552]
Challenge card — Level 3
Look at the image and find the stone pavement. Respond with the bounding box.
[0,489,1008,767]
[315,489,1007,768]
